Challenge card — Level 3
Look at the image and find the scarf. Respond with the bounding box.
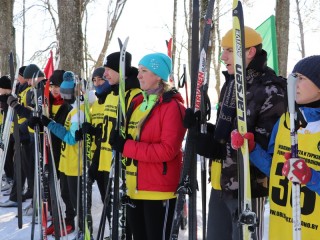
[214,78,236,143]
[139,85,163,111]
[52,94,64,105]
[95,80,110,95]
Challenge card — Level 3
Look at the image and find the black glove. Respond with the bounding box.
[75,129,83,141]
[109,129,126,153]
[28,116,42,130]
[7,95,19,109]
[41,115,52,127]
[82,122,96,136]
[195,123,221,159]
[183,108,201,129]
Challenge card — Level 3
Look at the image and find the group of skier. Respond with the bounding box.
[0,24,320,240]
[0,50,187,240]
[186,26,320,240]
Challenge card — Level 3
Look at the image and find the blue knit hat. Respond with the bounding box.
[60,71,75,99]
[138,53,172,81]
[293,55,320,89]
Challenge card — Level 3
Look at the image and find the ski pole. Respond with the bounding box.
[287,73,301,240]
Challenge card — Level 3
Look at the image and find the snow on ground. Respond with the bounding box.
[0,161,269,240]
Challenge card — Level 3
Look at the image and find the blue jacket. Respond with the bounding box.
[250,107,320,194]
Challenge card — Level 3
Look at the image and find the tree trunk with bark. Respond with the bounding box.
[57,0,83,75]
[276,0,290,77]
[0,0,15,75]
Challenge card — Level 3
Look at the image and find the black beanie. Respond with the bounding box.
[103,52,132,75]
[50,70,66,86]
[23,64,45,79]
[293,55,320,89]
[19,66,27,77]
[0,76,12,89]
[92,67,105,80]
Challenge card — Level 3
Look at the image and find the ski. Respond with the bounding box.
[232,1,257,239]
[8,52,23,228]
[170,0,199,238]
[170,0,215,239]
[30,72,44,239]
[287,73,301,240]
[197,2,215,239]
[0,55,18,193]
[75,75,82,239]
[0,78,17,193]
[110,36,129,240]
[43,76,64,240]
[82,77,92,240]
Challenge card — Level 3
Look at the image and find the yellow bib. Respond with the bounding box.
[269,113,320,240]
[58,104,84,176]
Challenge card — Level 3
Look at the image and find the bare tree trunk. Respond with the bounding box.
[295,0,305,58]
[57,0,83,74]
[276,0,290,77]
[0,0,15,75]
[172,0,177,73]
[22,0,26,65]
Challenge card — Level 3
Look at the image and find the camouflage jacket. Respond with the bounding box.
[216,50,287,198]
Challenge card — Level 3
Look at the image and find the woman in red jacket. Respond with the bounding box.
[110,52,186,240]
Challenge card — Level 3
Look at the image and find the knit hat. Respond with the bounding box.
[221,26,262,49]
[138,53,172,81]
[292,55,320,89]
[92,67,105,80]
[60,71,75,99]
[50,70,65,86]
[23,64,45,79]
[19,66,26,77]
[103,52,132,74]
[0,76,12,89]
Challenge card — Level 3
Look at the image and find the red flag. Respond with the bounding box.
[166,38,173,58]
[44,50,54,79]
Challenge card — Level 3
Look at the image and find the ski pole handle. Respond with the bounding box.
[287,73,297,115]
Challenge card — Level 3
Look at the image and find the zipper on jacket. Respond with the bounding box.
[162,162,167,175]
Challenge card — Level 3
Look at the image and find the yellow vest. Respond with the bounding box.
[58,104,84,176]
[269,113,320,240]
[51,104,61,118]
[18,86,30,124]
[99,88,141,172]
[90,100,105,164]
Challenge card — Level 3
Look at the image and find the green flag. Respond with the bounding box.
[256,15,279,75]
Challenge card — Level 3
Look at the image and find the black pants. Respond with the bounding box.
[127,198,176,240]
[88,150,111,231]
[88,149,109,202]
[21,133,35,192]
[60,172,82,230]
[9,143,29,202]
[4,136,14,180]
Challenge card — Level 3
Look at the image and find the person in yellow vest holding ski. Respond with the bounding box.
[37,71,85,237]
[231,55,320,239]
